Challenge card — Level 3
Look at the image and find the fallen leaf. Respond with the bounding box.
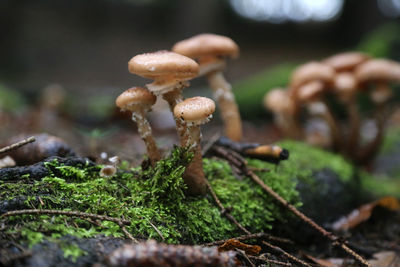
[331,196,400,231]
[305,254,344,267]
[218,239,261,256]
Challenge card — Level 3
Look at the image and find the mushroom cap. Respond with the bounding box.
[290,61,335,88]
[173,96,215,124]
[355,58,400,83]
[116,87,156,111]
[128,51,199,81]
[296,80,325,103]
[172,33,239,61]
[333,72,358,94]
[323,52,370,71]
[263,88,294,113]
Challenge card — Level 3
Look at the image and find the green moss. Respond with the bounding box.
[1,146,302,249]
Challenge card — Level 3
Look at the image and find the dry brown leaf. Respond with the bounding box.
[369,251,400,267]
[331,196,400,231]
[218,239,261,256]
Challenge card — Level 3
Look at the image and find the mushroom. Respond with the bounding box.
[116,87,161,166]
[323,52,370,155]
[354,58,400,164]
[173,96,215,196]
[323,52,370,72]
[263,88,301,138]
[172,34,242,141]
[296,80,341,149]
[128,51,199,145]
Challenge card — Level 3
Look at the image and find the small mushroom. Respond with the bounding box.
[173,96,215,196]
[128,51,199,144]
[355,58,400,104]
[263,88,301,138]
[296,80,341,149]
[354,59,400,164]
[323,52,370,72]
[116,87,160,166]
[290,61,335,94]
[172,34,242,141]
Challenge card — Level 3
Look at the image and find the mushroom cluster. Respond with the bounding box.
[264,52,400,166]
[116,34,243,195]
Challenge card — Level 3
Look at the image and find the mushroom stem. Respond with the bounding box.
[132,110,161,165]
[308,102,341,151]
[345,99,361,156]
[206,71,242,141]
[182,123,207,196]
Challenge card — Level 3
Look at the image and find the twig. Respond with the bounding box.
[1,209,131,225]
[235,248,256,267]
[205,179,309,266]
[203,232,293,247]
[212,145,371,267]
[148,220,165,241]
[119,224,139,243]
[248,255,291,267]
[205,179,250,234]
[0,136,36,155]
[262,240,311,267]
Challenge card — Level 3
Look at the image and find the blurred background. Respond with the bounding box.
[0,0,400,159]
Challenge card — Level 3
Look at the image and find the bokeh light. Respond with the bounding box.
[229,0,344,23]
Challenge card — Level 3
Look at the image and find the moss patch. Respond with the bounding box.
[3,140,394,257]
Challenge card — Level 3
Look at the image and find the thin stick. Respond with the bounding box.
[205,179,310,266]
[203,232,293,247]
[148,220,165,241]
[247,170,371,267]
[205,179,250,234]
[248,255,291,267]
[120,224,139,243]
[261,240,311,267]
[1,209,131,225]
[0,136,35,155]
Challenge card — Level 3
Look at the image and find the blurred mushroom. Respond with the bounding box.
[324,52,370,156]
[354,59,400,165]
[116,87,160,166]
[263,88,301,138]
[323,52,370,72]
[297,80,341,149]
[128,51,199,144]
[174,96,215,196]
[172,34,242,141]
[290,61,335,95]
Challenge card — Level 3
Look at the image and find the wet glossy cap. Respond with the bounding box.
[128,51,199,81]
[291,62,335,88]
[116,87,156,111]
[263,88,294,114]
[173,96,215,124]
[355,58,400,83]
[323,52,370,71]
[172,34,239,61]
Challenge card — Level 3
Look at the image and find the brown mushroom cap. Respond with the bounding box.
[323,52,370,72]
[116,87,156,111]
[172,34,239,61]
[128,51,199,81]
[173,96,215,124]
[290,62,335,88]
[334,71,357,90]
[355,58,400,83]
[296,80,325,103]
[263,88,293,113]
